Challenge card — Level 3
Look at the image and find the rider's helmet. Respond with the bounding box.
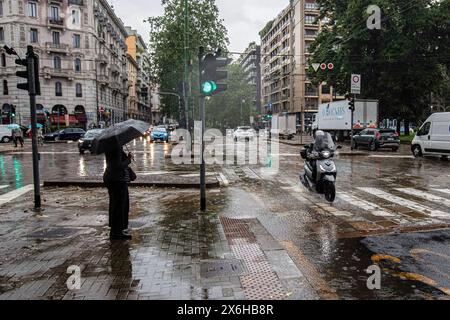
[314,130,325,139]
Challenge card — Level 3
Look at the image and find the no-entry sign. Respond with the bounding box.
[351,74,361,94]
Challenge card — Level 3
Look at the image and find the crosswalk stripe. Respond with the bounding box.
[0,185,34,206]
[434,189,450,196]
[395,188,450,207]
[358,187,449,219]
[0,185,8,190]
[338,192,397,217]
[242,167,260,180]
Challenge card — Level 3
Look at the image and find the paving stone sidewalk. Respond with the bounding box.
[0,186,316,300]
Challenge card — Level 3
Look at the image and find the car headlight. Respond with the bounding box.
[78,139,83,144]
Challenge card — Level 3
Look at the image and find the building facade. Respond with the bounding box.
[239,42,261,114]
[260,0,344,130]
[125,27,150,122]
[0,0,129,129]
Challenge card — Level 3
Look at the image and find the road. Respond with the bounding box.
[0,138,449,299]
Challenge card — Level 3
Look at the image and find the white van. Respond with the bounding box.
[412,112,450,158]
[0,125,13,143]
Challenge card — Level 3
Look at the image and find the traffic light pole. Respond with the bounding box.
[198,47,206,211]
[27,48,41,210]
[350,94,356,151]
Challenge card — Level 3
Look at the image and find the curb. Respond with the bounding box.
[43,180,221,189]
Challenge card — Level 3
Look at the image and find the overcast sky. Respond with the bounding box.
[111,0,288,53]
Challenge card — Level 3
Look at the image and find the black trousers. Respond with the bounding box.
[106,182,129,235]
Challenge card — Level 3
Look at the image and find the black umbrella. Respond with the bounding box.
[90,119,149,155]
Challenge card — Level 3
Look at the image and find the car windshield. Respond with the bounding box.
[313,133,336,151]
[154,128,167,133]
[238,127,251,131]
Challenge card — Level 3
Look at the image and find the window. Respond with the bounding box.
[76,83,82,97]
[55,82,62,96]
[0,27,4,42]
[321,85,330,94]
[51,6,59,20]
[74,58,81,72]
[53,56,61,70]
[52,31,60,45]
[3,80,8,95]
[71,9,80,25]
[305,15,317,24]
[30,28,38,43]
[28,2,37,18]
[418,122,431,136]
[1,53,5,67]
[73,34,80,48]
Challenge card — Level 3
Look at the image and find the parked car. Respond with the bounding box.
[150,127,169,143]
[0,125,12,143]
[412,112,450,159]
[44,127,86,142]
[78,129,104,154]
[234,126,256,141]
[352,128,400,151]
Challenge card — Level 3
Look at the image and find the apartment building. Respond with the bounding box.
[239,42,261,113]
[0,0,129,129]
[260,0,343,129]
[125,27,151,123]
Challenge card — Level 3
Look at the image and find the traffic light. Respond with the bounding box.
[10,106,16,121]
[200,50,231,96]
[348,97,355,112]
[15,46,41,95]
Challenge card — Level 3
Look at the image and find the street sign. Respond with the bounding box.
[328,63,334,70]
[312,63,320,72]
[320,63,327,70]
[351,74,361,94]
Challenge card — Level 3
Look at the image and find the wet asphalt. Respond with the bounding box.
[0,138,449,299]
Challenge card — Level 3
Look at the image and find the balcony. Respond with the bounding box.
[45,42,70,55]
[97,53,108,65]
[47,18,65,29]
[68,0,84,5]
[43,67,74,80]
[305,90,319,97]
[98,74,109,84]
[110,64,120,75]
[305,3,319,13]
[110,81,122,91]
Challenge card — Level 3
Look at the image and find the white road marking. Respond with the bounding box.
[395,188,450,207]
[0,185,34,206]
[368,155,414,159]
[0,185,8,190]
[242,167,260,180]
[218,173,229,187]
[358,187,449,219]
[338,192,397,217]
[434,189,450,196]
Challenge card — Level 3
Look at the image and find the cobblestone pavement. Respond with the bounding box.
[0,186,312,300]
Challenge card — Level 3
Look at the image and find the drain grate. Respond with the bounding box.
[200,260,246,278]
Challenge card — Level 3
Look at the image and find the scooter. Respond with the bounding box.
[300,146,340,203]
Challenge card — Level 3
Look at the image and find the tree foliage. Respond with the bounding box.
[205,63,258,129]
[309,0,450,122]
[147,0,229,119]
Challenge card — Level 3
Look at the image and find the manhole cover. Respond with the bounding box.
[28,227,83,239]
[200,260,246,278]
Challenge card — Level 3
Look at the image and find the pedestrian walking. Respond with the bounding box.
[103,141,135,240]
[12,128,24,148]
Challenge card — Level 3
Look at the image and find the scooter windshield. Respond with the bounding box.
[313,133,336,151]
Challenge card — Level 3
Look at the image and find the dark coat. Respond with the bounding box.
[103,145,131,184]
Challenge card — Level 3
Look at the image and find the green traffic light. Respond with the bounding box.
[201,81,217,95]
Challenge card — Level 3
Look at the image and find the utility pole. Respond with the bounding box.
[198,47,206,211]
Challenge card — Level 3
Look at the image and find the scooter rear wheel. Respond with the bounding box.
[324,181,336,203]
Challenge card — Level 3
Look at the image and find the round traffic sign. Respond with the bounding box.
[352,75,360,83]
[328,63,334,70]
[320,63,327,70]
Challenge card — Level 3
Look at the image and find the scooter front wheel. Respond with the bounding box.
[324,181,336,203]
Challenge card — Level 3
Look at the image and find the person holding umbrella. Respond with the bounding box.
[91,120,148,241]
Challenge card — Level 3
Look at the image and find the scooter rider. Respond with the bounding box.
[304,130,326,181]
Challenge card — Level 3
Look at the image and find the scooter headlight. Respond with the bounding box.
[321,151,331,159]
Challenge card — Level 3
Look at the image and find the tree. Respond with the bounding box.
[147,0,229,122]
[309,0,449,131]
[204,63,257,130]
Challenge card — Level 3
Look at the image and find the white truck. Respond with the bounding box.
[312,99,379,141]
[271,114,296,140]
